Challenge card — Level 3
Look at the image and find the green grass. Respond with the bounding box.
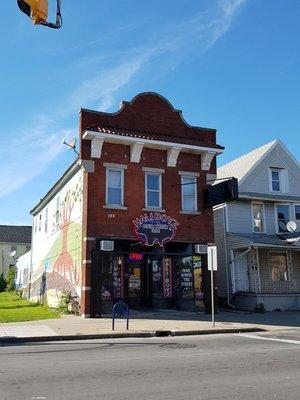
[0,292,60,323]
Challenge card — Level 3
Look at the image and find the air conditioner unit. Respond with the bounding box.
[194,244,207,254]
[100,240,114,251]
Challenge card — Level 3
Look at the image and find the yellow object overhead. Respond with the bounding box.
[17,0,48,25]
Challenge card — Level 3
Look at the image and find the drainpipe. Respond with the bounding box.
[222,204,235,309]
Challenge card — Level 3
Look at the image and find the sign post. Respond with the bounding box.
[207,245,217,327]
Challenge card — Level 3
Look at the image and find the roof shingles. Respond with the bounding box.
[0,225,32,244]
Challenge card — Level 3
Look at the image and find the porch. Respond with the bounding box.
[228,233,300,311]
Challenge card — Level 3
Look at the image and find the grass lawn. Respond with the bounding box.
[0,292,60,323]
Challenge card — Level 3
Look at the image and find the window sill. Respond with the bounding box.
[180,210,200,215]
[142,207,165,213]
[103,205,127,210]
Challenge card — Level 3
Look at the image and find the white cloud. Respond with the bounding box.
[0,120,74,198]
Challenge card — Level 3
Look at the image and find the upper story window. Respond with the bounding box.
[38,214,42,232]
[106,168,124,206]
[55,197,60,224]
[145,173,162,208]
[45,207,48,233]
[275,204,290,232]
[270,168,281,192]
[294,205,300,221]
[181,176,197,212]
[252,202,264,233]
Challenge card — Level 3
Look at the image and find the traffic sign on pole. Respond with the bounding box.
[207,245,217,327]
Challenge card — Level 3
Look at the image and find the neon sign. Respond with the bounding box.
[128,253,144,262]
[132,212,180,247]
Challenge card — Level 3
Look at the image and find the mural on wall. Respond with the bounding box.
[28,170,83,307]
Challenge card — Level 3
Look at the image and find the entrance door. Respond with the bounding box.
[233,251,250,292]
[125,259,145,308]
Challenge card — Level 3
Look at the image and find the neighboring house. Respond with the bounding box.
[16,251,31,295]
[0,225,32,277]
[214,139,300,311]
[25,92,224,317]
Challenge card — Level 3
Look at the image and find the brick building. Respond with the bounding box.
[28,93,224,317]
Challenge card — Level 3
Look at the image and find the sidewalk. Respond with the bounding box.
[1,309,299,343]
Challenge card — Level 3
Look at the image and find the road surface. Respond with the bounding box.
[0,329,300,400]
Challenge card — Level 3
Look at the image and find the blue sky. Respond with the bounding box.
[0,0,299,225]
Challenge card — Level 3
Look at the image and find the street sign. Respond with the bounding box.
[207,245,217,328]
[207,245,218,271]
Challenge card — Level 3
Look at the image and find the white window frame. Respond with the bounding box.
[294,204,300,221]
[251,202,265,233]
[145,172,162,209]
[274,203,291,233]
[181,175,197,212]
[105,167,125,207]
[269,167,282,192]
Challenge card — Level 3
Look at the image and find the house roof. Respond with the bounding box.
[228,232,300,249]
[0,225,32,244]
[239,192,300,202]
[218,140,278,182]
[86,124,224,150]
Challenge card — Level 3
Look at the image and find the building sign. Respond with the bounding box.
[163,258,172,298]
[132,213,180,246]
[128,253,144,262]
[113,256,124,299]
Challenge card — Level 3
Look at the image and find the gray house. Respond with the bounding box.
[0,225,32,277]
[214,139,300,311]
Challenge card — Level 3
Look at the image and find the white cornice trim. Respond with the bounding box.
[83,130,223,156]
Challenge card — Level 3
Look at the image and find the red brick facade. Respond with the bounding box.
[79,93,223,316]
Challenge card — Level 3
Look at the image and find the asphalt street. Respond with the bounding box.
[0,330,300,400]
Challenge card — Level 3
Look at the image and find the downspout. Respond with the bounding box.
[222,204,235,309]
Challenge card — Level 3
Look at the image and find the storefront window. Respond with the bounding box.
[270,252,288,281]
[180,256,194,299]
[112,256,123,299]
[193,256,204,311]
[152,259,163,297]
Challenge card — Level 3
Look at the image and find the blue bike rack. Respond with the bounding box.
[112,301,129,331]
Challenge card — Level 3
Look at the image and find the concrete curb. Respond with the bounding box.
[0,327,266,344]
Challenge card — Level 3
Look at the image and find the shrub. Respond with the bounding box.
[5,266,17,292]
[57,290,72,314]
[0,273,6,292]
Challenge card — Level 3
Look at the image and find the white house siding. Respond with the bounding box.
[226,201,253,233]
[29,169,83,307]
[239,143,300,197]
[264,202,276,234]
[16,251,31,296]
[213,205,229,298]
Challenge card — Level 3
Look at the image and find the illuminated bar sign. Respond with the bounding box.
[128,253,144,262]
[132,213,180,247]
